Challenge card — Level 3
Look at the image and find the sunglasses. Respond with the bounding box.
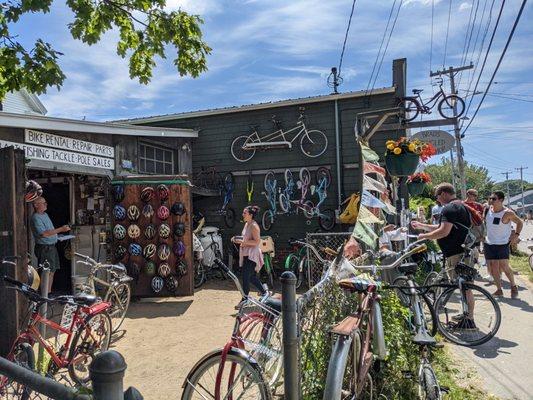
[489,197,499,201]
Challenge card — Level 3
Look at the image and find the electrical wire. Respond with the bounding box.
[462,0,528,135]
[485,93,533,103]
[442,0,453,67]
[458,0,479,82]
[338,0,358,78]
[429,0,435,73]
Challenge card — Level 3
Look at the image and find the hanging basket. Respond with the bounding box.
[407,181,426,196]
[384,153,420,177]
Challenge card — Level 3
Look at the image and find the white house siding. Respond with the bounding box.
[2,91,43,115]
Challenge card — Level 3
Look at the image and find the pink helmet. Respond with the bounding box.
[157,205,170,220]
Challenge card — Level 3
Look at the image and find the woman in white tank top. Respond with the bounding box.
[484,191,523,298]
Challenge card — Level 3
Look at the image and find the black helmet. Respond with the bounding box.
[144,224,156,240]
[143,243,156,260]
[173,222,185,237]
[142,204,154,219]
[140,186,155,203]
[176,260,188,277]
[165,275,179,293]
[127,205,140,221]
[171,202,186,216]
[114,245,127,261]
[145,261,156,276]
[113,185,125,203]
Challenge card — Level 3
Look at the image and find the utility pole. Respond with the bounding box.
[501,171,512,207]
[515,166,528,216]
[430,63,474,198]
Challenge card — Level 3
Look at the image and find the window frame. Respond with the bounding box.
[138,142,175,175]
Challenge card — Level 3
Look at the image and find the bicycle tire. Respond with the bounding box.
[224,207,236,228]
[323,332,361,400]
[264,171,276,192]
[104,281,131,333]
[438,94,465,119]
[303,200,314,219]
[316,167,332,187]
[285,254,301,288]
[231,135,256,162]
[68,312,112,386]
[296,256,307,289]
[423,271,446,304]
[3,341,35,400]
[299,167,311,186]
[284,169,293,185]
[279,193,290,213]
[435,282,501,346]
[392,276,412,307]
[399,98,420,122]
[262,210,274,231]
[263,254,275,289]
[224,172,235,191]
[181,349,272,400]
[318,209,336,231]
[420,364,441,400]
[193,259,205,288]
[300,129,328,158]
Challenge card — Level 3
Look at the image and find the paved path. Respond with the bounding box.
[451,223,533,400]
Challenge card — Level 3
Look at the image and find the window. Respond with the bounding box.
[139,143,175,174]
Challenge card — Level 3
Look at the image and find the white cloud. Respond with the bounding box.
[163,0,223,15]
[459,2,472,12]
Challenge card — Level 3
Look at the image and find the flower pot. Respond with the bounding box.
[407,181,426,196]
[384,153,419,176]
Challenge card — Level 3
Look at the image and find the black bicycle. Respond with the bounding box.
[399,78,465,122]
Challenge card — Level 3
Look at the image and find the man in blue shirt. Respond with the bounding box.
[30,197,70,293]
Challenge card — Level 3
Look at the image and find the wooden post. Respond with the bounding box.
[0,147,28,356]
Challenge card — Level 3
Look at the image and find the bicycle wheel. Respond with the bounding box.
[279,193,290,213]
[68,312,112,386]
[438,95,465,119]
[285,254,301,287]
[318,209,336,231]
[263,254,275,289]
[392,276,411,307]
[300,129,328,158]
[224,207,236,228]
[423,271,446,304]
[181,349,272,400]
[299,167,311,185]
[194,259,205,288]
[262,210,274,231]
[296,256,307,289]
[316,167,332,187]
[224,172,235,191]
[303,200,314,219]
[284,169,293,185]
[2,342,34,400]
[264,171,276,192]
[419,363,441,400]
[399,98,420,122]
[434,282,501,346]
[231,135,256,162]
[105,281,131,333]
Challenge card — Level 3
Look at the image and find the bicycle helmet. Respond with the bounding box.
[113,205,127,221]
[25,180,43,202]
[144,224,156,240]
[173,222,185,237]
[143,243,156,260]
[127,224,141,239]
[114,245,127,261]
[176,260,188,277]
[173,240,186,257]
[128,243,142,256]
[171,202,186,216]
[113,185,125,203]
[127,205,140,221]
[140,186,155,203]
[158,262,171,278]
[127,262,141,281]
[113,224,126,240]
[145,261,156,276]
[157,184,170,201]
[165,275,179,293]
[158,244,171,261]
[151,276,164,293]
[142,204,154,219]
[157,205,170,220]
[159,223,171,239]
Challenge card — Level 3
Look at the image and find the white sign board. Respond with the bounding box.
[411,130,455,155]
[25,129,115,158]
[0,139,114,170]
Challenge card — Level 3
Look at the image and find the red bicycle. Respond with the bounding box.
[0,276,112,398]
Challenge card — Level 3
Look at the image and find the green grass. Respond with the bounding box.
[510,253,533,282]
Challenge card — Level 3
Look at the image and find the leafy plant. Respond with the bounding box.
[407,172,431,184]
[386,137,437,162]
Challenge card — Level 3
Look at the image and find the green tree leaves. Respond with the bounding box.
[0,0,211,99]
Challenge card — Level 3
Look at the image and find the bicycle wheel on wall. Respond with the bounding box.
[316,167,331,187]
[264,171,276,191]
[438,95,465,119]
[398,98,420,122]
[262,210,274,231]
[279,193,290,213]
[434,282,501,346]
[181,349,272,400]
[284,169,293,185]
[231,135,256,162]
[300,130,328,158]
[299,167,311,186]
[318,209,336,231]
[224,207,236,228]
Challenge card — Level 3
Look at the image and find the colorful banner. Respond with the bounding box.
[361,190,387,209]
[353,220,378,249]
[363,161,386,176]
[358,205,385,225]
[363,175,387,193]
[361,144,380,162]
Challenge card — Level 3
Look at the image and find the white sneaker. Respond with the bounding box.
[483,274,494,282]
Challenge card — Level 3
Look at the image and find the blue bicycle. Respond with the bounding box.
[278,169,296,214]
[307,167,336,231]
[261,171,278,231]
[216,173,236,228]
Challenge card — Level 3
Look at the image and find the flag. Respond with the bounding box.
[358,205,385,225]
[363,175,387,193]
[361,190,387,209]
[363,161,386,176]
[353,220,378,249]
[361,143,380,162]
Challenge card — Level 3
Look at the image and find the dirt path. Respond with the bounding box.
[111,280,242,399]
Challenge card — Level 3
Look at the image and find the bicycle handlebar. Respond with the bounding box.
[2,276,79,306]
[75,253,126,275]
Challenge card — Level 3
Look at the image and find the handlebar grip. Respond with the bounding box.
[323,247,338,257]
[213,258,230,274]
[413,244,427,254]
[3,275,22,287]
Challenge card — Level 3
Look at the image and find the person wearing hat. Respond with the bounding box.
[30,197,70,293]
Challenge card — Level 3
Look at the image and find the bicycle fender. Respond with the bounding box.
[181,347,262,389]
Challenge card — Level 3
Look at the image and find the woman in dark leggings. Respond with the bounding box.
[232,206,267,308]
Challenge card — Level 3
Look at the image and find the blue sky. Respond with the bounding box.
[12,0,533,182]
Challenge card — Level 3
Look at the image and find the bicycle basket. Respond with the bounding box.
[454,262,477,281]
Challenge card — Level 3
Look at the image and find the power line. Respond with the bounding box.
[458,0,481,86]
[462,0,528,135]
[486,93,533,103]
[338,0,358,78]
[429,0,435,74]
[442,0,453,67]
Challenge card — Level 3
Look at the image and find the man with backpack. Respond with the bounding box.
[485,191,522,298]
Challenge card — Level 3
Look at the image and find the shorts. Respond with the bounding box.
[444,254,463,281]
[484,243,510,260]
[34,244,60,272]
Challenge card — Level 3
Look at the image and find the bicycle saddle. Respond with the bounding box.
[412,89,423,94]
[338,278,375,293]
[412,328,437,346]
[397,262,418,276]
[263,297,281,313]
[71,294,99,306]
